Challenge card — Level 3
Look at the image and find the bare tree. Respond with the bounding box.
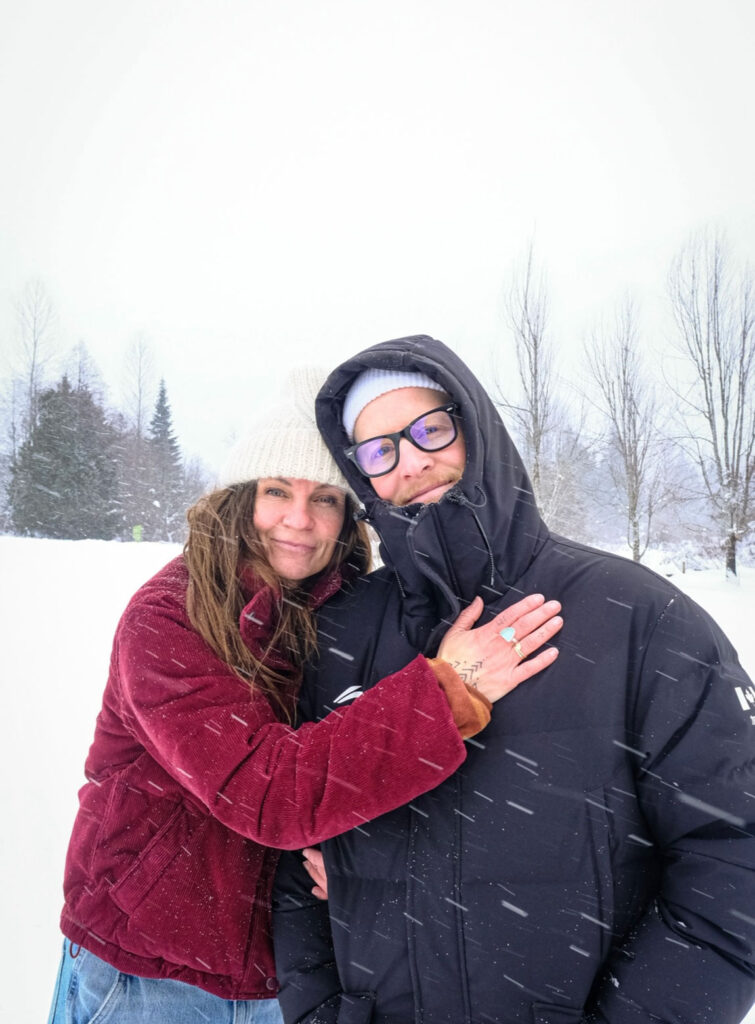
[495,242,588,533]
[66,341,106,400]
[668,233,755,577]
[121,332,156,439]
[0,380,22,529]
[586,299,672,561]
[496,242,553,497]
[0,279,57,525]
[537,413,601,542]
[12,278,57,445]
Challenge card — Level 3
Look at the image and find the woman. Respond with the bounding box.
[47,368,562,1023]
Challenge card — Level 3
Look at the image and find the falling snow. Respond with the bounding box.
[1,536,753,1023]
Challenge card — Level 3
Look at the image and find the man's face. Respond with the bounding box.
[353,386,466,506]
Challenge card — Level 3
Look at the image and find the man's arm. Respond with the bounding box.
[272,849,343,1024]
[591,595,755,1023]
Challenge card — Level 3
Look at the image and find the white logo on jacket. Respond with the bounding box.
[333,685,364,705]
[733,685,755,722]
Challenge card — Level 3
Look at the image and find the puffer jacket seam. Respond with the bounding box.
[452,773,473,1024]
[628,593,703,772]
[407,809,422,1023]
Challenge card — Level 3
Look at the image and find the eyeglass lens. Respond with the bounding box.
[355,408,456,476]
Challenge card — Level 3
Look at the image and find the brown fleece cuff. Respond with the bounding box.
[426,657,492,739]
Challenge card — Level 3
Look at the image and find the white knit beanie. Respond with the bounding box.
[342,369,446,439]
[218,366,352,494]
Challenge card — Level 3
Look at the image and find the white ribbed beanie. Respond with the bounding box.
[218,367,352,494]
[342,369,446,439]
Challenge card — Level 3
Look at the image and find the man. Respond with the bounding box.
[273,335,755,1024]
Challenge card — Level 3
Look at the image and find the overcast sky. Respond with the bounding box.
[1,0,753,472]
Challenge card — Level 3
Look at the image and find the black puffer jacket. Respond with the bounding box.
[273,336,755,1024]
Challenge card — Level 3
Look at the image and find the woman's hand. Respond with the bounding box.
[437,594,562,703]
[302,847,328,900]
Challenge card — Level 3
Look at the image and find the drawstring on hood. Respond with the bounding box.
[446,487,496,589]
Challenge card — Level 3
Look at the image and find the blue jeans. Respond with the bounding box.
[47,940,284,1024]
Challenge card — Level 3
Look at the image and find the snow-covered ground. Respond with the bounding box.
[1,536,753,1024]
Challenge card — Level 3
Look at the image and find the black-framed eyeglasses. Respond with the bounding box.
[344,403,460,478]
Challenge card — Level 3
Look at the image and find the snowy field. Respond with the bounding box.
[1,535,753,1024]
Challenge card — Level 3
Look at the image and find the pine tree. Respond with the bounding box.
[8,375,119,539]
[144,379,184,540]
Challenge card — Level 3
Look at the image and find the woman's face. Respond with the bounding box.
[253,477,347,581]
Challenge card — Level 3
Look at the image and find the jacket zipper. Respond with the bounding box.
[447,489,496,587]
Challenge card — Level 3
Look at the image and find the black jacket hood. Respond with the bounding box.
[316,335,550,647]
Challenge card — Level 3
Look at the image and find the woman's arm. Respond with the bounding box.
[115,592,560,850]
[115,596,465,849]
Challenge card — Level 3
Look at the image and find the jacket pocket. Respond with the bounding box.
[110,801,262,977]
[531,1003,584,1023]
[337,992,376,1023]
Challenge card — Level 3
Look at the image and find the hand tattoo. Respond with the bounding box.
[452,660,484,687]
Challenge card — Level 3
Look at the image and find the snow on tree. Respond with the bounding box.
[9,375,119,539]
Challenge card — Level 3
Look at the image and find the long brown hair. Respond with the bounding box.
[184,480,370,720]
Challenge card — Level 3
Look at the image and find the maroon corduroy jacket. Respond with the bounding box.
[60,556,466,1000]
